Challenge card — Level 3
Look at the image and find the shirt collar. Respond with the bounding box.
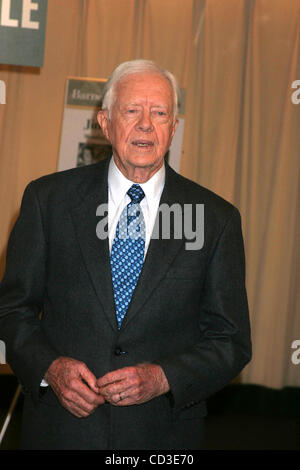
[108,156,165,207]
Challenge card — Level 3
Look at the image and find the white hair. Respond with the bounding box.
[101,59,180,119]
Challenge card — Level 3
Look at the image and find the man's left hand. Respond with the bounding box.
[97,363,170,406]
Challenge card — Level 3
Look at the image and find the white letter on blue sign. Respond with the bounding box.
[1,0,19,27]
[22,0,39,30]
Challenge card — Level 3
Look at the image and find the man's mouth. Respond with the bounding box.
[131,140,154,148]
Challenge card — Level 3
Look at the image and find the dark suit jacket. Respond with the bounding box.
[0,157,251,449]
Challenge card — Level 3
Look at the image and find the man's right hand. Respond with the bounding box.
[44,357,105,418]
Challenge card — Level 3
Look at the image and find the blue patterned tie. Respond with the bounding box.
[110,184,146,329]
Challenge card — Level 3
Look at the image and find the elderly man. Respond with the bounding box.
[0,60,251,450]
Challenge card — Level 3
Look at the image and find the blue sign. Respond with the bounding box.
[0,0,48,67]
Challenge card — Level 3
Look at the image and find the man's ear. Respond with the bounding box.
[97,110,110,141]
[171,118,179,139]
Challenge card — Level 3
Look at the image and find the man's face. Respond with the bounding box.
[98,72,178,180]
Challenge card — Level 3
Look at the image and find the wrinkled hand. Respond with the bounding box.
[44,356,105,418]
[97,363,170,406]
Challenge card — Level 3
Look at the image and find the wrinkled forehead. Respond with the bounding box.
[114,72,174,108]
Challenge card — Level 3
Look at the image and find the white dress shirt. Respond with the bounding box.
[108,157,165,256]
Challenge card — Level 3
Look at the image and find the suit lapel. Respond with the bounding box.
[121,163,185,330]
[70,159,118,331]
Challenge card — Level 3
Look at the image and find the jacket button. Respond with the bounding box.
[114,347,126,356]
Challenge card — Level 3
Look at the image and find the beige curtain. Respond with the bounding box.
[181,0,300,389]
[0,0,299,389]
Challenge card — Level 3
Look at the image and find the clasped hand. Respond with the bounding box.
[44,357,169,418]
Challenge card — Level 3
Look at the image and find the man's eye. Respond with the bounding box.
[127,109,137,114]
[153,110,167,117]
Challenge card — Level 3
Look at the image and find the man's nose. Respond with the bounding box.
[136,110,154,132]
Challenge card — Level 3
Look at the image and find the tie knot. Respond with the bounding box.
[127,184,145,203]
